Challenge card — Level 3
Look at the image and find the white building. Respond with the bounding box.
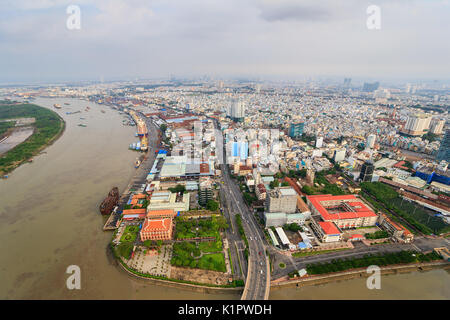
[316,136,323,148]
[366,134,376,149]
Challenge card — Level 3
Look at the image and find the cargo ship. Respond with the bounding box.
[99,187,120,215]
[53,104,62,109]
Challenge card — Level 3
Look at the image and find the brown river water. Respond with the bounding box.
[0,97,448,300]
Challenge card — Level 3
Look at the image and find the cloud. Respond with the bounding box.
[0,0,449,83]
[259,4,331,22]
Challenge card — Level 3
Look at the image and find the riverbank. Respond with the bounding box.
[270,260,450,290]
[0,103,65,175]
[117,254,243,294]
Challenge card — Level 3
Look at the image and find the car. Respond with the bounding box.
[258,251,262,256]
[260,270,263,274]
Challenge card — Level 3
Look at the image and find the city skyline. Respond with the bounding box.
[1,0,450,84]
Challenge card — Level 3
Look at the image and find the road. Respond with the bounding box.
[213,119,270,300]
[271,236,450,280]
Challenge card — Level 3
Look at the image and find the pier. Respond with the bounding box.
[103,113,160,231]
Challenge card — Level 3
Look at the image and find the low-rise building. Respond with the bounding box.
[140,218,173,241]
[310,216,343,242]
[306,194,378,229]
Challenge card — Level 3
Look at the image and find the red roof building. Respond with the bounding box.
[140,218,173,241]
[306,194,378,229]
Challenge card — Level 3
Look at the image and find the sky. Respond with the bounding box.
[0,0,449,84]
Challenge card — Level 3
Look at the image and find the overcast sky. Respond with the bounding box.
[0,0,449,84]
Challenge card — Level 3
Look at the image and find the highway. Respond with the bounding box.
[212,123,269,299]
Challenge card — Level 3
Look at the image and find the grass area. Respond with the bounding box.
[306,250,442,275]
[0,120,15,137]
[391,197,450,235]
[292,247,350,258]
[227,248,233,275]
[198,239,223,253]
[171,241,226,272]
[361,182,450,235]
[174,216,226,240]
[120,225,139,243]
[197,253,226,272]
[279,263,286,269]
[365,230,389,239]
[0,103,64,174]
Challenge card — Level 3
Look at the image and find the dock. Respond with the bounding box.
[103,115,159,231]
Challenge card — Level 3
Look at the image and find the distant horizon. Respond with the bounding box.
[1,1,449,86]
[2,73,450,88]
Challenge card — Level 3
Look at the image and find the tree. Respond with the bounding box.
[216,215,229,231]
[269,179,280,189]
[302,185,315,195]
[169,184,186,194]
[206,200,219,211]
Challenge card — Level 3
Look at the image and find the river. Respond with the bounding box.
[269,268,450,299]
[0,97,239,299]
[0,97,448,300]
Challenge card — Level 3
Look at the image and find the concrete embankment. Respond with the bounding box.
[270,261,450,290]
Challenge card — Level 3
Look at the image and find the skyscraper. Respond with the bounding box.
[227,100,245,122]
[288,122,304,139]
[360,160,374,182]
[362,82,380,92]
[436,129,449,162]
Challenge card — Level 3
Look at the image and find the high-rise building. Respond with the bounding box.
[334,148,346,163]
[436,129,450,162]
[306,169,315,185]
[403,113,432,136]
[430,119,445,135]
[362,82,380,92]
[366,134,376,149]
[227,100,245,122]
[265,187,297,214]
[198,177,214,206]
[360,160,374,182]
[288,122,304,139]
[343,78,351,87]
[316,136,323,148]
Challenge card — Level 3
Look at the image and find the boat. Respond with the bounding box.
[135,158,141,168]
[99,187,120,215]
[53,104,62,109]
[78,124,87,127]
